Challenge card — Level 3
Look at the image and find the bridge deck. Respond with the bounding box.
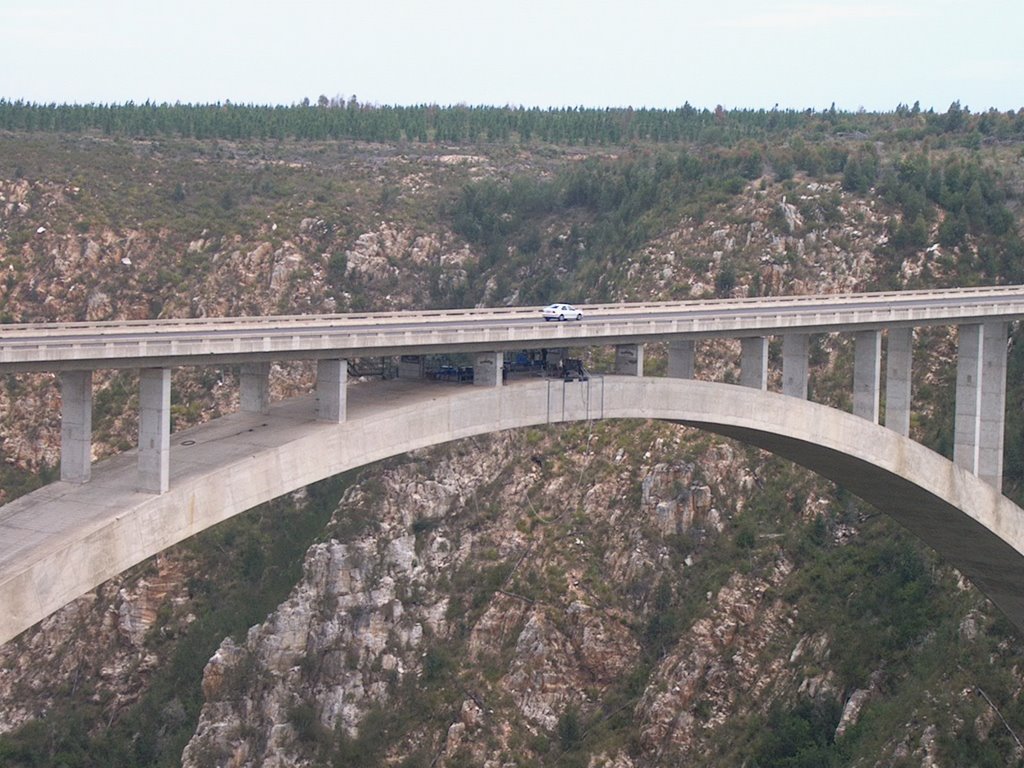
[3,286,1024,373]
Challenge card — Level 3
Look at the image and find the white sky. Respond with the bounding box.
[3,0,1022,112]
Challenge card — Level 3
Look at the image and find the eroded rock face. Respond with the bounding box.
[182,438,513,766]
[0,555,192,734]
[634,560,797,758]
[179,429,738,766]
[641,462,716,536]
[620,178,889,304]
[174,415,868,767]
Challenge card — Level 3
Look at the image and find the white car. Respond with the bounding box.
[542,303,583,321]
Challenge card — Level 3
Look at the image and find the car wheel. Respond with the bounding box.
[544,317,551,321]
[558,314,565,321]
[575,313,583,320]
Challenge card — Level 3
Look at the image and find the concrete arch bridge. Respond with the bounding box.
[0,376,1023,646]
[1,285,1024,644]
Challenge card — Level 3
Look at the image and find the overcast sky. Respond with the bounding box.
[3,0,1022,112]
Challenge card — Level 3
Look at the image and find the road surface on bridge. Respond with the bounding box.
[2,285,1023,372]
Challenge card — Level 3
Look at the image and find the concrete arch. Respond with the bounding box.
[3,376,1024,646]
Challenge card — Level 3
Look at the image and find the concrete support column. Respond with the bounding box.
[614,344,644,376]
[885,327,913,437]
[316,359,347,423]
[398,355,424,379]
[240,362,271,414]
[740,337,767,390]
[667,339,695,379]
[59,370,92,483]
[782,334,809,399]
[138,368,171,494]
[980,321,1008,489]
[853,330,881,423]
[473,351,503,387]
[954,324,983,475]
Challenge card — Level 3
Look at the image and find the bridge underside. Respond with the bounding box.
[2,376,1023,646]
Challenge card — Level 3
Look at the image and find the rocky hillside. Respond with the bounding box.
[2,121,1024,767]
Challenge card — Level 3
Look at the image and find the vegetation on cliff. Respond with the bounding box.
[1,103,1024,766]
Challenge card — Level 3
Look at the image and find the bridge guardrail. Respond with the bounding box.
[3,287,1024,372]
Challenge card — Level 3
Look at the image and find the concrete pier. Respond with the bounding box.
[315,359,347,422]
[138,368,171,494]
[853,330,881,423]
[398,355,425,379]
[954,324,983,475]
[885,328,913,436]
[473,352,503,386]
[59,371,92,483]
[952,321,1007,487]
[782,334,809,399]
[980,322,1007,489]
[240,362,271,414]
[615,344,644,376]
[668,339,696,379]
[740,337,768,390]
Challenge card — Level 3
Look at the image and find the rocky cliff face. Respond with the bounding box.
[179,427,757,766]
[175,414,1010,767]
[1,135,1022,766]
[0,554,193,734]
